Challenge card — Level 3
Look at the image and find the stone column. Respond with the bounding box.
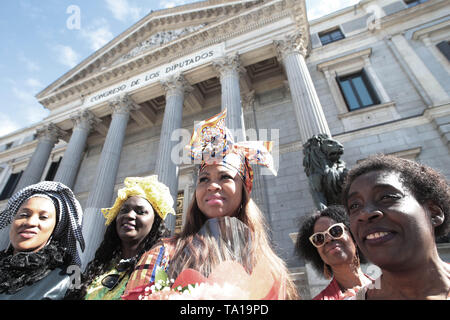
[14,123,65,192]
[156,74,192,233]
[53,110,98,189]
[213,54,246,142]
[275,33,331,143]
[242,91,272,230]
[81,95,138,268]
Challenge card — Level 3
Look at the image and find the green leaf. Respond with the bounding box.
[154,266,169,288]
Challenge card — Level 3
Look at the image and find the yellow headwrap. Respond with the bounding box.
[101,176,175,226]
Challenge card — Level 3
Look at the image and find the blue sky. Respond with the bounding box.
[0,0,359,138]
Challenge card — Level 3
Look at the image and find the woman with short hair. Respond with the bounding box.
[342,154,450,300]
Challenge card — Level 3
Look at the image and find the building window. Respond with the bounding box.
[436,41,450,61]
[174,191,184,234]
[5,142,13,150]
[0,171,23,201]
[319,28,345,46]
[44,158,62,181]
[337,70,380,111]
[404,0,428,8]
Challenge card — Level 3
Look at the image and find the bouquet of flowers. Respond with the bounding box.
[123,217,284,300]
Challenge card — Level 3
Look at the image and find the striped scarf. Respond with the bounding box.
[0,181,85,266]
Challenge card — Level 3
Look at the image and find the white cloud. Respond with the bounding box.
[306,0,360,20]
[25,78,44,91]
[105,0,143,22]
[12,87,36,105]
[55,45,80,68]
[0,114,21,137]
[18,53,40,72]
[159,0,190,9]
[80,19,114,51]
[9,85,49,129]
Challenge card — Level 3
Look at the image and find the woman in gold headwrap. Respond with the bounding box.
[65,175,174,300]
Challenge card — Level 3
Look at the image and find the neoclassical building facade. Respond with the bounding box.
[0,0,449,298]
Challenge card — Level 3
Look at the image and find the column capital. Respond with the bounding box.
[70,109,100,131]
[36,123,65,144]
[274,32,308,61]
[160,74,193,98]
[241,90,256,111]
[108,94,140,115]
[212,53,246,78]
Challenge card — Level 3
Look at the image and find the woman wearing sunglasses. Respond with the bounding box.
[65,176,174,300]
[296,205,373,300]
[343,155,449,300]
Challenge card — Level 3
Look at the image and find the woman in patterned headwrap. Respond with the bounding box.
[0,181,85,300]
[65,175,174,300]
[123,109,299,300]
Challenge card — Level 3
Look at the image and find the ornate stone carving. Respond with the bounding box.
[302,134,348,210]
[108,94,141,115]
[36,123,65,144]
[241,90,256,111]
[274,32,308,60]
[70,110,100,131]
[212,54,246,79]
[160,74,193,98]
[113,24,208,66]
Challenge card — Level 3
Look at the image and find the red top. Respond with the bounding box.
[313,275,373,300]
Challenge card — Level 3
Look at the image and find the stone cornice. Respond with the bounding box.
[412,19,450,41]
[316,48,372,72]
[0,140,39,164]
[37,0,308,111]
[371,0,449,32]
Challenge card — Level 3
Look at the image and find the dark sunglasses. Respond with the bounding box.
[309,223,346,248]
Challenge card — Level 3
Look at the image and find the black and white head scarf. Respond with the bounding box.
[0,181,85,266]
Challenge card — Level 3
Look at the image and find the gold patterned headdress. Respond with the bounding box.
[101,176,175,226]
[188,109,276,194]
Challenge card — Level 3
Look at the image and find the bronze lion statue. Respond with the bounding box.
[302,134,348,210]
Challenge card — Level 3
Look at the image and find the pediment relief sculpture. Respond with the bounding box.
[112,24,208,66]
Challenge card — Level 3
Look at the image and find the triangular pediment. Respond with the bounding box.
[37,0,265,100]
[37,0,310,110]
[110,23,209,67]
